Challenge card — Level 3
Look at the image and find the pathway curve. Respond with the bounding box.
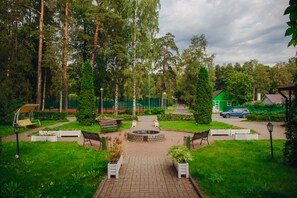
[212,114,286,139]
[96,115,199,198]
[2,117,76,142]
[173,104,192,115]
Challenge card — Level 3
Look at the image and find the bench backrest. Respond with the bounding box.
[192,130,209,140]
[99,120,118,126]
[82,131,101,141]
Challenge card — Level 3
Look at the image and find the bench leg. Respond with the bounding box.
[200,138,203,145]
[191,140,195,149]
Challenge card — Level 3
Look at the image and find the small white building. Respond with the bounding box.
[262,94,285,105]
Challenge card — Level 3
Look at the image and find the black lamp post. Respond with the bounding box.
[267,122,274,159]
[14,123,20,160]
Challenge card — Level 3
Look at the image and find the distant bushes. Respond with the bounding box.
[157,114,194,121]
[144,107,165,115]
[97,114,138,121]
[246,112,285,122]
[34,112,67,120]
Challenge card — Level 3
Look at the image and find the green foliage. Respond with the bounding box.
[159,121,235,133]
[284,0,297,47]
[34,112,67,120]
[225,71,253,105]
[194,66,213,124]
[0,142,108,197]
[284,75,297,166]
[168,145,193,163]
[0,98,23,125]
[77,62,96,126]
[157,114,194,121]
[97,114,138,121]
[144,107,165,115]
[0,137,2,154]
[190,140,297,197]
[246,112,285,122]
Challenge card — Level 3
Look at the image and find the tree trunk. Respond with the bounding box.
[132,4,137,116]
[42,69,46,111]
[115,78,119,116]
[36,0,44,110]
[59,91,63,113]
[62,0,69,112]
[90,19,100,67]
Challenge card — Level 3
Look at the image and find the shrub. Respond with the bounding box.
[34,112,67,120]
[144,107,165,115]
[0,98,23,124]
[284,74,297,167]
[157,114,194,121]
[76,62,96,126]
[97,114,138,121]
[194,66,213,124]
[168,145,193,163]
[246,112,285,122]
[108,137,123,163]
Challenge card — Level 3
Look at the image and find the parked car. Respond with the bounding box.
[220,108,249,118]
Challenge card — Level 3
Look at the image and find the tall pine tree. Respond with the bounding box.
[194,66,213,124]
[77,61,96,125]
[284,74,297,166]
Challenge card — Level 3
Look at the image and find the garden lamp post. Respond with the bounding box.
[14,123,20,160]
[267,121,274,159]
[100,88,103,115]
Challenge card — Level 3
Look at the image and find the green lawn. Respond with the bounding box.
[159,120,238,132]
[190,140,297,198]
[0,142,108,197]
[49,121,131,133]
[0,120,68,137]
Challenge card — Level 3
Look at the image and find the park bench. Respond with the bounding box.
[190,130,209,148]
[99,120,119,133]
[82,131,102,150]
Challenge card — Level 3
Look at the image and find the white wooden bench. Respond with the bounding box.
[58,130,81,137]
[230,129,251,136]
[210,129,231,136]
[235,134,258,140]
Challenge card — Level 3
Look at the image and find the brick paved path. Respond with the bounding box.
[96,116,199,198]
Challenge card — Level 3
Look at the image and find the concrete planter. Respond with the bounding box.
[235,134,258,140]
[108,155,123,179]
[31,135,57,142]
[173,161,189,178]
[230,129,251,136]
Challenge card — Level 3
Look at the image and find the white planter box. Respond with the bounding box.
[57,130,81,137]
[31,135,57,142]
[108,155,123,179]
[230,129,251,136]
[210,129,231,136]
[173,161,189,178]
[235,134,258,140]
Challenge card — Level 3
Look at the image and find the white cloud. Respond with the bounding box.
[158,0,296,65]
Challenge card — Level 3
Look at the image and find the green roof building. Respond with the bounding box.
[212,90,236,112]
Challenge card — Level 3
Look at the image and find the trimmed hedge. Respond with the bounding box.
[157,114,194,121]
[34,112,67,120]
[144,107,165,115]
[97,114,138,121]
[246,112,285,122]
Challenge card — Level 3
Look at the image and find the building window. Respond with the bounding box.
[215,101,219,110]
[227,101,231,106]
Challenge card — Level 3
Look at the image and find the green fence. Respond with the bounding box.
[44,97,164,109]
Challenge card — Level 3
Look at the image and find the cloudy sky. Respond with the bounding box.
[158,0,296,65]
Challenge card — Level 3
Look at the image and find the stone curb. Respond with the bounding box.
[93,176,107,198]
[189,175,205,198]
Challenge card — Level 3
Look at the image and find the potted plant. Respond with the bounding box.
[107,137,123,179]
[168,145,193,178]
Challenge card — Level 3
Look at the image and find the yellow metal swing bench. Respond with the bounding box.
[12,104,41,128]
